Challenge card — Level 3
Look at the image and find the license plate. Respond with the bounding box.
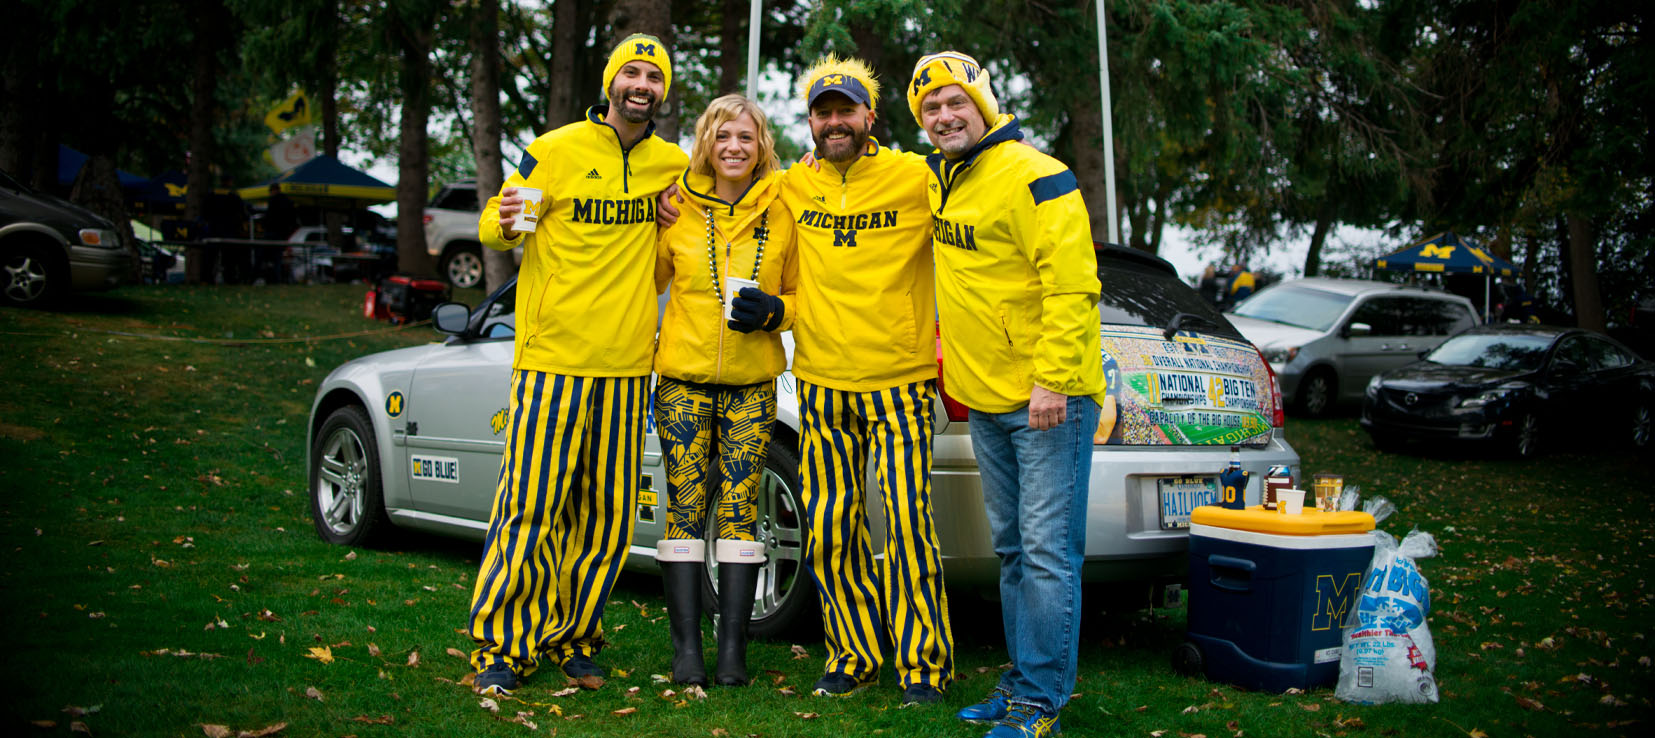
[1158,475,1219,529]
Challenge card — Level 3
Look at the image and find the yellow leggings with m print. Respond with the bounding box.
[654,377,776,542]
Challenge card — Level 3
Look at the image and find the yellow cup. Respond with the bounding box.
[1312,473,1344,512]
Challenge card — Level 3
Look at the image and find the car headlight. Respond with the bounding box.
[1263,346,1299,364]
[1458,387,1516,409]
[79,228,119,248]
[1365,374,1383,397]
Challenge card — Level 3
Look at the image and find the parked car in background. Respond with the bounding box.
[1361,324,1654,457]
[304,245,1299,635]
[286,225,395,283]
[1228,277,1478,416]
[423,180,486,289]
[1,168,126,307]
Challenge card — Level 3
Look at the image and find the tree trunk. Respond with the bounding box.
[719,0,744,95]
[317,3,344,252]
[391,6,438,277]
[185,0,225,224]
[1566,213,1604,331]
[1066,96,1107,246]
[472,0,514,293]
[545,0,584,130]
[608,0,676,140]
[848,21,892,146]
[1302,200,1337,277]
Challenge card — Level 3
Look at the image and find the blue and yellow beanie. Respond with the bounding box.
[602,33,673,101]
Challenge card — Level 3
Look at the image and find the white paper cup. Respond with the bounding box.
[724,277,759,320]
[510,187,544,234]
[1277,488,1306,515]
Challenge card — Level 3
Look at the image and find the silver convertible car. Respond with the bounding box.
[306,245,1301,636]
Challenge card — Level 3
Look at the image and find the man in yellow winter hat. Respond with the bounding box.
[909,50,1105,738]
[465,31,687,696]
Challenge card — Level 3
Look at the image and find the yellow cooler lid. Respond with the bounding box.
[1190,505,1375,535]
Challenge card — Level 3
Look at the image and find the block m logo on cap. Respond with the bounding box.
[634,41,656,56]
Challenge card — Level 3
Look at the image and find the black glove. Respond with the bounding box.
[728,286,784,334]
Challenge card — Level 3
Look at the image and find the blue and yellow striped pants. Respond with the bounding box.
[467,371,648,676]
[654,377,776,542]
[799,379,953,690]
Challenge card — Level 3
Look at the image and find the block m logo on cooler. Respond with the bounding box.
[1312,572,1362,631]
[1421,243,1456,259]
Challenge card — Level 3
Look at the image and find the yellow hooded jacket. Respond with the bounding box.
[778,141,937,392]
[926,115,1106,413]
[479,106,688,376]
[654,169,798,385]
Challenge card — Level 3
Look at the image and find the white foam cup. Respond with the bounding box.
[1277,488,1306,515]
[724,277,760,320]
[510,187,544,234]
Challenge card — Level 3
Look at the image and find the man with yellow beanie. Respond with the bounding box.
[781,55,954,706]
[466,32,687,696]
[909,51,1104,738]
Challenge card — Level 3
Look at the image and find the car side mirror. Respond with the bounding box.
[1418,349,1431,359]
[432,302,472,335]
[1343,322,1372,338]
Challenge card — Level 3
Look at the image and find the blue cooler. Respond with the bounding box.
[1178,506,1375,692]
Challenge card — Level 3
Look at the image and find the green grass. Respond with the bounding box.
[2,284,1651,737]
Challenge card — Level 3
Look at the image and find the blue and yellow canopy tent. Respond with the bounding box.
[1374,231,1519,320]
[236,155,395,207]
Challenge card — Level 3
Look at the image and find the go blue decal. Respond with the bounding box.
[410,454,460,484]
[385,391,406,418]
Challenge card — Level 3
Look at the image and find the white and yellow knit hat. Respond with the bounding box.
[602,33,673,101]
[907,51,998,122]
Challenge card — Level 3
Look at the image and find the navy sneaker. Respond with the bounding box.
[811,672,876,697]
[901,683,945,706]
[562,654,607,679]
[985,703,1060,738]
[958,686,1011,721]
[474,663,519,695]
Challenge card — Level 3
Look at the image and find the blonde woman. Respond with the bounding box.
[652,94,798,687]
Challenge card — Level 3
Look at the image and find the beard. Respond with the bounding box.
[609,84,660,124]
[813,122,871,163]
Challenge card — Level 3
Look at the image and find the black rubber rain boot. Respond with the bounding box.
[713,562,760,686]
[661,561,709,686]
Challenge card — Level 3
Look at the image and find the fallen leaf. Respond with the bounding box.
[1136,706,1149,712]
[480,698,501,713]
[1151,731,1168,738]
[344,551,357,561]
[778,687,797,696]
[350,716,393,725]
[613,707,637,715]
[574,675,604,690]
[1283,688,1304,695]
[1182,705,1199,715]
[305,647,333,664]
[31,721,57,729]
[1298,703,1321,712]
[61,706,102,718]
[1515,696,1544,711]
[551,687,580,698]
[406,650,420,667]
[68,725,89,736]
[712,730,730,737]
[625,686,640,696]
[794,712,821,719]
[445,647,467,660]
[368,643,381,658]
[790,644,809,659]
[1469,730,1488,738]
[1334,716,1365,728]
[682,685,707,700]
[304,686,324,701]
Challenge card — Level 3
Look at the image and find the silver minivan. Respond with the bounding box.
[306,246,1300,635]
[1227,277,1479,416]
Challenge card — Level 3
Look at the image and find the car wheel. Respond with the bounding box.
[441,245,484,289]
[703,437,811,639]
[1509,412,1542,459]
[1172,641,1204,677]
[2,241,64,307]
[309,405,390,546]
[1630,401,1653,451]
[1295,369,1336,417]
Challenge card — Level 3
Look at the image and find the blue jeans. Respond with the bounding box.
[969,396,1099,713]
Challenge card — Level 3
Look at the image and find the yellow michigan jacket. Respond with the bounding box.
[778,141,937,392]
[925,115,1106,413]
[654,169,799,385]
[479,106,688,376]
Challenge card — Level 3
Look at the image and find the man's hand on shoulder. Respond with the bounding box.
[1027,385,1068,431]
[657,183,682,228]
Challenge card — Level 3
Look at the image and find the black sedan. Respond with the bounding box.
[1360,325,1653,457]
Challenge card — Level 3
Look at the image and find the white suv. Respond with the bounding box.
[1228,278,1479,416]
[423,181,486,289]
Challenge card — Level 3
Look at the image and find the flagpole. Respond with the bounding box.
[746,1,763,100]
[1096,0,1120,245]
